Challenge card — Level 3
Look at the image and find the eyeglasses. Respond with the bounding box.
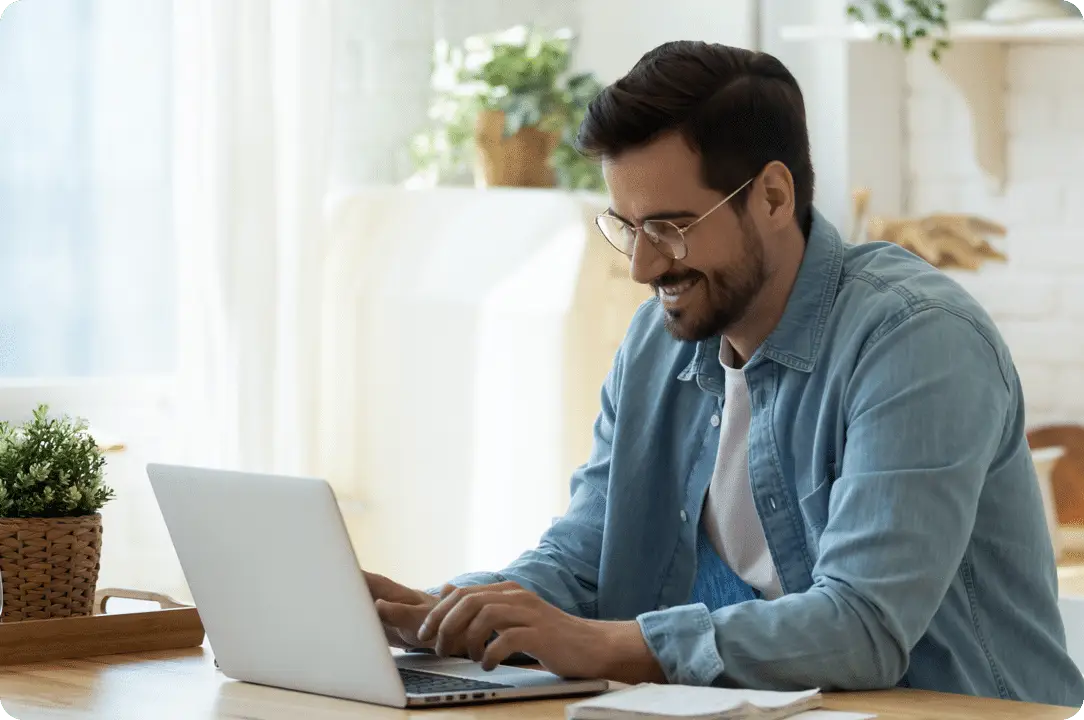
[594,177,755,261]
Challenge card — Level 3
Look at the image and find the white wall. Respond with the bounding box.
[575,0,756,82]
[904,46,1084,428]
[760,0,856,231]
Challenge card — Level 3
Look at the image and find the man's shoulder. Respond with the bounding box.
[830,240,1007,358]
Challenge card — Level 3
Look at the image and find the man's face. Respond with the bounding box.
[602,133,767,343]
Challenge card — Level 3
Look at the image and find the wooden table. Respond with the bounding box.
[0,642,1076,720]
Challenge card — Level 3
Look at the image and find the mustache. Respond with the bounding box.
[651,271,703,291]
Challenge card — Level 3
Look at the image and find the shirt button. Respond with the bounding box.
[710,414,721,427]
[680,510,688,522]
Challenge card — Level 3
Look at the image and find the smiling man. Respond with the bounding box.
[368,41,1084,707]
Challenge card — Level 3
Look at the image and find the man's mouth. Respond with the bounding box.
[655,275,701,303]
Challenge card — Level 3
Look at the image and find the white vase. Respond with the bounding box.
[984,0,1082,22]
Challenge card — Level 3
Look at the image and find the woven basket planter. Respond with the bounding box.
[0,514,103,622]
[473,109,561,189]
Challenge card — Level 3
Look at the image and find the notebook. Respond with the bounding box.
[564,684,824,720]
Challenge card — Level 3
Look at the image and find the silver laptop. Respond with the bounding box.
[146,463,609,708]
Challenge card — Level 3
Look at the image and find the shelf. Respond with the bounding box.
[782,18,1084,43]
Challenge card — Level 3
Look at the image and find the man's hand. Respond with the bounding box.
[364,571,439,649]
[416,581,666,684]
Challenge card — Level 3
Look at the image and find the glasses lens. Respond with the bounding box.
[595,216,635,255]
[643,221,683,259]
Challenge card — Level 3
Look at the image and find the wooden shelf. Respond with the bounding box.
[782,18,1084,43]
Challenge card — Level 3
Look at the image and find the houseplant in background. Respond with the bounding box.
[408,25,607,193]
[0,404,115,621]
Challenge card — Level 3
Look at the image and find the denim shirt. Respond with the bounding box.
[447,207,1084,707]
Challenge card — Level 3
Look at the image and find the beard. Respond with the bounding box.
[655,218,768,343]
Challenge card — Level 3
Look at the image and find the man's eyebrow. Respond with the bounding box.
[604,208,700,224]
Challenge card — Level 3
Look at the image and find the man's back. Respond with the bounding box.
[446,207,1084,705]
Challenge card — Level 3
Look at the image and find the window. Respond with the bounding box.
[0,0,174,378]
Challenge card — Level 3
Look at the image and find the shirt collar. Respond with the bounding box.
[678,206,844,381]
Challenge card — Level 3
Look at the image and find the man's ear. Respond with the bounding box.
[757,161,796,232]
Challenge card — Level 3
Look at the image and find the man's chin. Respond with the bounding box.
[662,308,718,343]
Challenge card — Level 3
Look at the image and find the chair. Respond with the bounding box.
[1028,425,1084,526]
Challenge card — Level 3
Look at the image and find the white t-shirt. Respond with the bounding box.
[700,341,783,600]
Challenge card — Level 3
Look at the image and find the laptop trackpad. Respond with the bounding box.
[395,652,564,687]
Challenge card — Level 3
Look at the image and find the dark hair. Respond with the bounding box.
[576,41,815,231]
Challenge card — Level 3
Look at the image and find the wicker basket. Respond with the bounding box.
[0,514,103,622]
[473,109,561,189]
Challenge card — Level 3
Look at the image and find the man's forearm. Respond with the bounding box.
[636,588,907,690]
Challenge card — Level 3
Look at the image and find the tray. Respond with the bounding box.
[0,588,206,666]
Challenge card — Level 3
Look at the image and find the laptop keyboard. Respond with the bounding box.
[399,667,512,694]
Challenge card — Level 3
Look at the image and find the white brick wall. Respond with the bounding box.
[905,47,1084,428]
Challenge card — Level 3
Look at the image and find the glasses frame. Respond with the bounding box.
[594,176,755,261]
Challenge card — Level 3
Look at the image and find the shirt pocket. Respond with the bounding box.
[798,463,835,554]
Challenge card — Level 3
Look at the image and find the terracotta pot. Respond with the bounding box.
[0,513,103,622]
[473,109,561,189]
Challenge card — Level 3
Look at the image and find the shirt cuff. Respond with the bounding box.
[636,603,726,686]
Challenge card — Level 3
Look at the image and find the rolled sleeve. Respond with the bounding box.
[637,603,725,686]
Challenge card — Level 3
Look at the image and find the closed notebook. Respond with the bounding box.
[565,684,822,720]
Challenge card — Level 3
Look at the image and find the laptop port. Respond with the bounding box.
[459,694,468,700]
[472,693,485,699]
[445,695,455,701]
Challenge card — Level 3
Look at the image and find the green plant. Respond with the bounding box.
[409,25,607,192]
[846,1,951,62]
[0,404,115,518]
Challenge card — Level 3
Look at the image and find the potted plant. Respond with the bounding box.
[0,404,115,622]
[408,25,607,192]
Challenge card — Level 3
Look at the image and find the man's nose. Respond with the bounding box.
[629,231,672,285]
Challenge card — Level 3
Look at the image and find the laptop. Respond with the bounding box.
[145,463,609,708]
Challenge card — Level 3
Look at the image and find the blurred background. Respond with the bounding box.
[2,0,1083,603]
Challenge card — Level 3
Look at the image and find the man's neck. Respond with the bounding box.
[724,225,808,365]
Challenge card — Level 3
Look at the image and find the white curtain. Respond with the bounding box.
[171,0,336,477]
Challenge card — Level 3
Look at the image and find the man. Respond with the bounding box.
[368,41,1084,706]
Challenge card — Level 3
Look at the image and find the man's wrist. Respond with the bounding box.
[594,620,667,684]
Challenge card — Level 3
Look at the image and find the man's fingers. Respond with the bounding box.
[464,604,534,662]
[432,592,490,657]
[375,599,430,631]
[424,585,526,640]
[434,590,534,658]
[365,572,422,604]
[481,628,533,671]
[418,584,494,643]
